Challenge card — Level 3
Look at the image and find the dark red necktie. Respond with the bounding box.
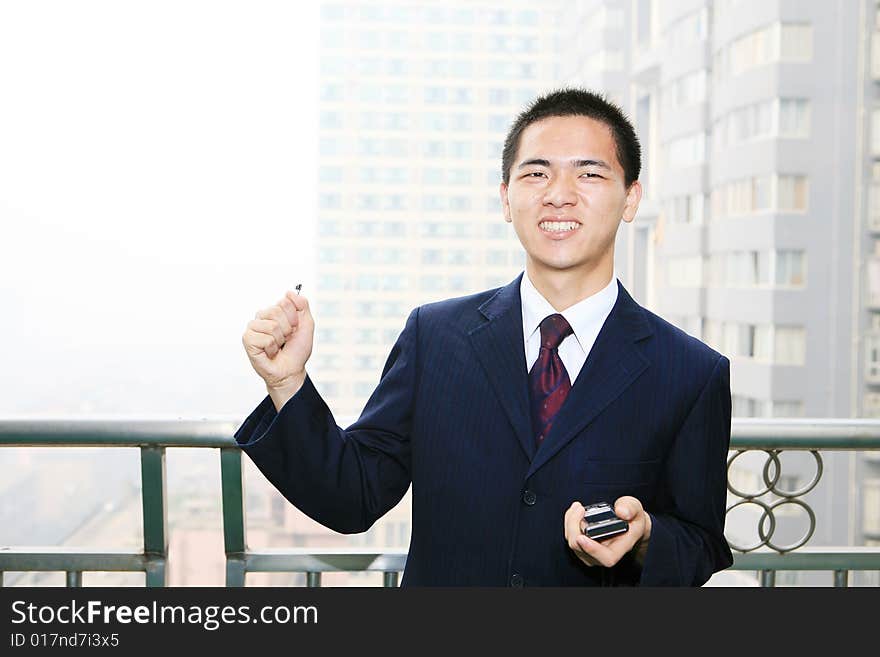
[528,313,573,446]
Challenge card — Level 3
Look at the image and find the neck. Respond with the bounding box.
[526,260,614,311]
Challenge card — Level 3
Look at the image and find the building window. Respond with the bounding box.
[318,247,343,263]
[448,250,472,265]
[356,194,380,210]
[450,141,472,158]
[487,250,507,266]
[732,395,768,418]
[320,111,343,129]
[865,335,880,383]
[382,275,406,291]
[777,176,809,212]
[318,274,344,291]
[778,99,811,137]
[873,109,880,157]
[487,224,508,239]
[449,169,472,185]
[353,222,380,237]
[862,479,880,537]
[666,8,708,49]
[770,400,804,417]
[316,302,342,318]
[422,196,447,211]
[775,250,806,287]
[712,175,808,218]
[664,69,707,110]
[422,250,442,265]
[355,329,379,344]
[317,328,341,343]
[355,275,379,291]
[450,114,472,131]
[353,302,376,317]
[318,221,341,237]
[319,193,342,209]
[449,275,469,291]
[489,88,511,105]
[450,196,471,211]
[864,392,880,417]
[715,23,813,80]
[754,325,772,362]
[383,222,406,237]
[774,326,806,365]
[319,167,343,183]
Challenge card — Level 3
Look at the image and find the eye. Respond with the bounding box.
[523,171,547,178]
[581,172,603,179]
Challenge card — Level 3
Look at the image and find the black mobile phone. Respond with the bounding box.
[582,501,629,541]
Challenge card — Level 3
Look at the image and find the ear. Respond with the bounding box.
[500,181,512,223]
[622,180,642,224]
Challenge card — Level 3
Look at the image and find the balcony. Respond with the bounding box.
[1,418,879,587]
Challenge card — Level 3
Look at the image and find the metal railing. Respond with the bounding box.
[1,418,879,587]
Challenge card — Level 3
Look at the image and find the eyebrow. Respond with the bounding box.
[517,158,613,171]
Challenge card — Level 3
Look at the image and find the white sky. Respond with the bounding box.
[0,1,319,417]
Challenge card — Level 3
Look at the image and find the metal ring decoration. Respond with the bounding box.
[763,449,823,499]
[726,449,781,499]
[725,449,822,553]
[724,498,777,553]
[758,498,817,553]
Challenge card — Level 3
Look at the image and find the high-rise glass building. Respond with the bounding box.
[314,1,567,419]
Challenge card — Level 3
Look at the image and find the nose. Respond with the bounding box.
[542,173,578,208]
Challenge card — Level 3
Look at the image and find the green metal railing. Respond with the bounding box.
[1,418,879,587]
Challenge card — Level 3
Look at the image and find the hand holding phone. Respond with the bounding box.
[582,501,629,541]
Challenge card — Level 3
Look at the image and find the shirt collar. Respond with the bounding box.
[520,271,619,349]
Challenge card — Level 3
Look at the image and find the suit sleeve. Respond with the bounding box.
[233,307,419,534]
[637,354,734,586]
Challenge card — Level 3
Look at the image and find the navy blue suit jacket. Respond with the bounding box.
[235,274,734,586]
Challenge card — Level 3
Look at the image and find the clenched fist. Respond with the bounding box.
[242,290,315,411]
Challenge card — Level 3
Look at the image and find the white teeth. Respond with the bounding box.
[539,221,579,232]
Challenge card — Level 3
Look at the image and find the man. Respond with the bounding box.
[236,88,733,586]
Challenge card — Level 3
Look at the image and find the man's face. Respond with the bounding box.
[500,115,641,282]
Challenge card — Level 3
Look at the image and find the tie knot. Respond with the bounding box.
[539,313,573,350]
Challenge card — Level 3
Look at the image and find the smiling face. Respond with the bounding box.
[500,115,642,291]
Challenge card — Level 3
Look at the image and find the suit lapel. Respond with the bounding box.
[468,273,536,461]
[525,281,653,479]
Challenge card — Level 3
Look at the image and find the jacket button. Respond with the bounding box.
[510,573,524,588]
[522,489,536,505]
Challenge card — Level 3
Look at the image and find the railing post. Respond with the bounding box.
[220,448,247,587]
[66,571,82,587]
[145,557,166,588]
[760,570,776,587]
[833,570,849,587]
[140,446,168,587]
[383,572,399,588]
[226,558,246,588]
[307,572,322,587]
[0,571,4,587]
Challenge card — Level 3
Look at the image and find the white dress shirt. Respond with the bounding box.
[520,271,619,384]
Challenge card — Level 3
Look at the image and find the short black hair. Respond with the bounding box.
[501,87,641,188]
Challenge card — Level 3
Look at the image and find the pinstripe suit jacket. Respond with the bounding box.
[234,273,734,586]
